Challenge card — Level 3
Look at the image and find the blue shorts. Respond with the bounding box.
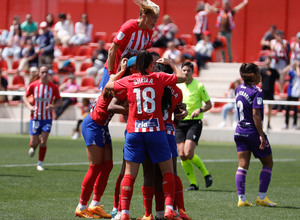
[81,113,111,148]
[98,67,109,91]
[124,131,171,164]
[234,131,272,158]
[30,119,52,135]
[167,134,178,158]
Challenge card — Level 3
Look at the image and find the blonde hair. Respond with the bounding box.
[133,0,160,15]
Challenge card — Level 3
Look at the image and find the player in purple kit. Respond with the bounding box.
[234,63,277,207]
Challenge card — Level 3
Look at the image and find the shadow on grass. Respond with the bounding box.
[274,206,300,210]
[198,189,235,193]
[0,174,33,178]
[45,168,85,172]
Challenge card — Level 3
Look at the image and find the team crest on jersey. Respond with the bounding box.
[117,32,125,40]
[257,97,263,105]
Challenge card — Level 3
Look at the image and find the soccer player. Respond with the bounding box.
[176,61,213,191]
[98,0,159,91]
[23,66,62,171]
[234,63,277,207]
[74,58,128,219]
[137,63,190,220]
[104,50,186,220]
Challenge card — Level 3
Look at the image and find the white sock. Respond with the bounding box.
[166,205,174,210]
[112,207,118,212]
[258,192,266,200]
[37,161,43,166]
[238,194,246,202]
[90,200,100,207]
[121,210,129,215]
[78,203,87,211]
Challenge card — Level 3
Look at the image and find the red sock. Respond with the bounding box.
[118,194,122,211]
[121,174,135,211]
[113,173,123,209]
[142,186,154,216]
[80,164,102,206]
[38,146,47,161]
[155,190,165,212]
[92,160,113,202]
[174,175,185,211]
[162,172,175,206]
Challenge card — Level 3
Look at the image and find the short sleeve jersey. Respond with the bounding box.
[178,79,210,120]
[25,80,61,120]
[260,67,280,93]
[235,83,264,132]
[193,11,208,34]
[114,72,177,133]
[104,19,153,74]
[163,85,183,136]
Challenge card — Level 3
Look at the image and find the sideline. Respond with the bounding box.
[0,158,296,168]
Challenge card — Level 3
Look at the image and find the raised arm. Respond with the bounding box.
[156,58,186,83]
[233,0,248,13]
[107,42,120,74]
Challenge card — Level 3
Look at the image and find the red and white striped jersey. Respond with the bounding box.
[193,11,208,34]
[104,19,153,74]
[114,72,177,133]
[25,80,61,120]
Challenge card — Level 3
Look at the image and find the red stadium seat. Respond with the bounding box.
[56,46,72,61]
[213,35,227,62]
[94,32,108,43]
[79,76,96,92]
[178,34,195,46]
[210,100,226,113]
[109,32,117,42]
[7,75,25,90]
[73,45,92,61]
[147,47,165,57]
[74,61,93,77]
[6,60,20,75]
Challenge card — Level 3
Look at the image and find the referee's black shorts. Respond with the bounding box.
[176,120,203,145]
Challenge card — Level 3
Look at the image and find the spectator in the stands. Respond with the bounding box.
[152,14,178,48]
[54,13,73,46]
[260,56,280,130]
[193,1,218,42]
[0,16,20,46]
[36,21,55,71]
[0,69,8,103]
[86,40,108,85]
[162,41,181,66]
[270,30,289,73]
[2,24,24,69]
[194,30,214,70]
[45,13,55,30]
[213,0,248,62]
[69,13,93,46]
[290,32,300,64]
[219,79,241,128]
[54,74,79,119]
[282,61,300,130]
[260,25,276,51]
[18,39,39,73]
[20,13,38,41]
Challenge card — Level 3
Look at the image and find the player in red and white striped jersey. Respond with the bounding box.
[98,0,160,91]
[23,66,62,171]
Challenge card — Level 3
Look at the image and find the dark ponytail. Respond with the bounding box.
[136,50,153,75]
[239,63,259,85]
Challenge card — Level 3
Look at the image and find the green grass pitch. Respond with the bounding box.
[0,134,299,219]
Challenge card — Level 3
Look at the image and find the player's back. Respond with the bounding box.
[235,83,264,129]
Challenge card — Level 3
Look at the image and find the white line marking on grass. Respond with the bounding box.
[0,159,296,168]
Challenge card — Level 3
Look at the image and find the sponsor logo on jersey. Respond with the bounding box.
[165,122,175,131]
[135,119,159,128]
[117,32,125,40]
